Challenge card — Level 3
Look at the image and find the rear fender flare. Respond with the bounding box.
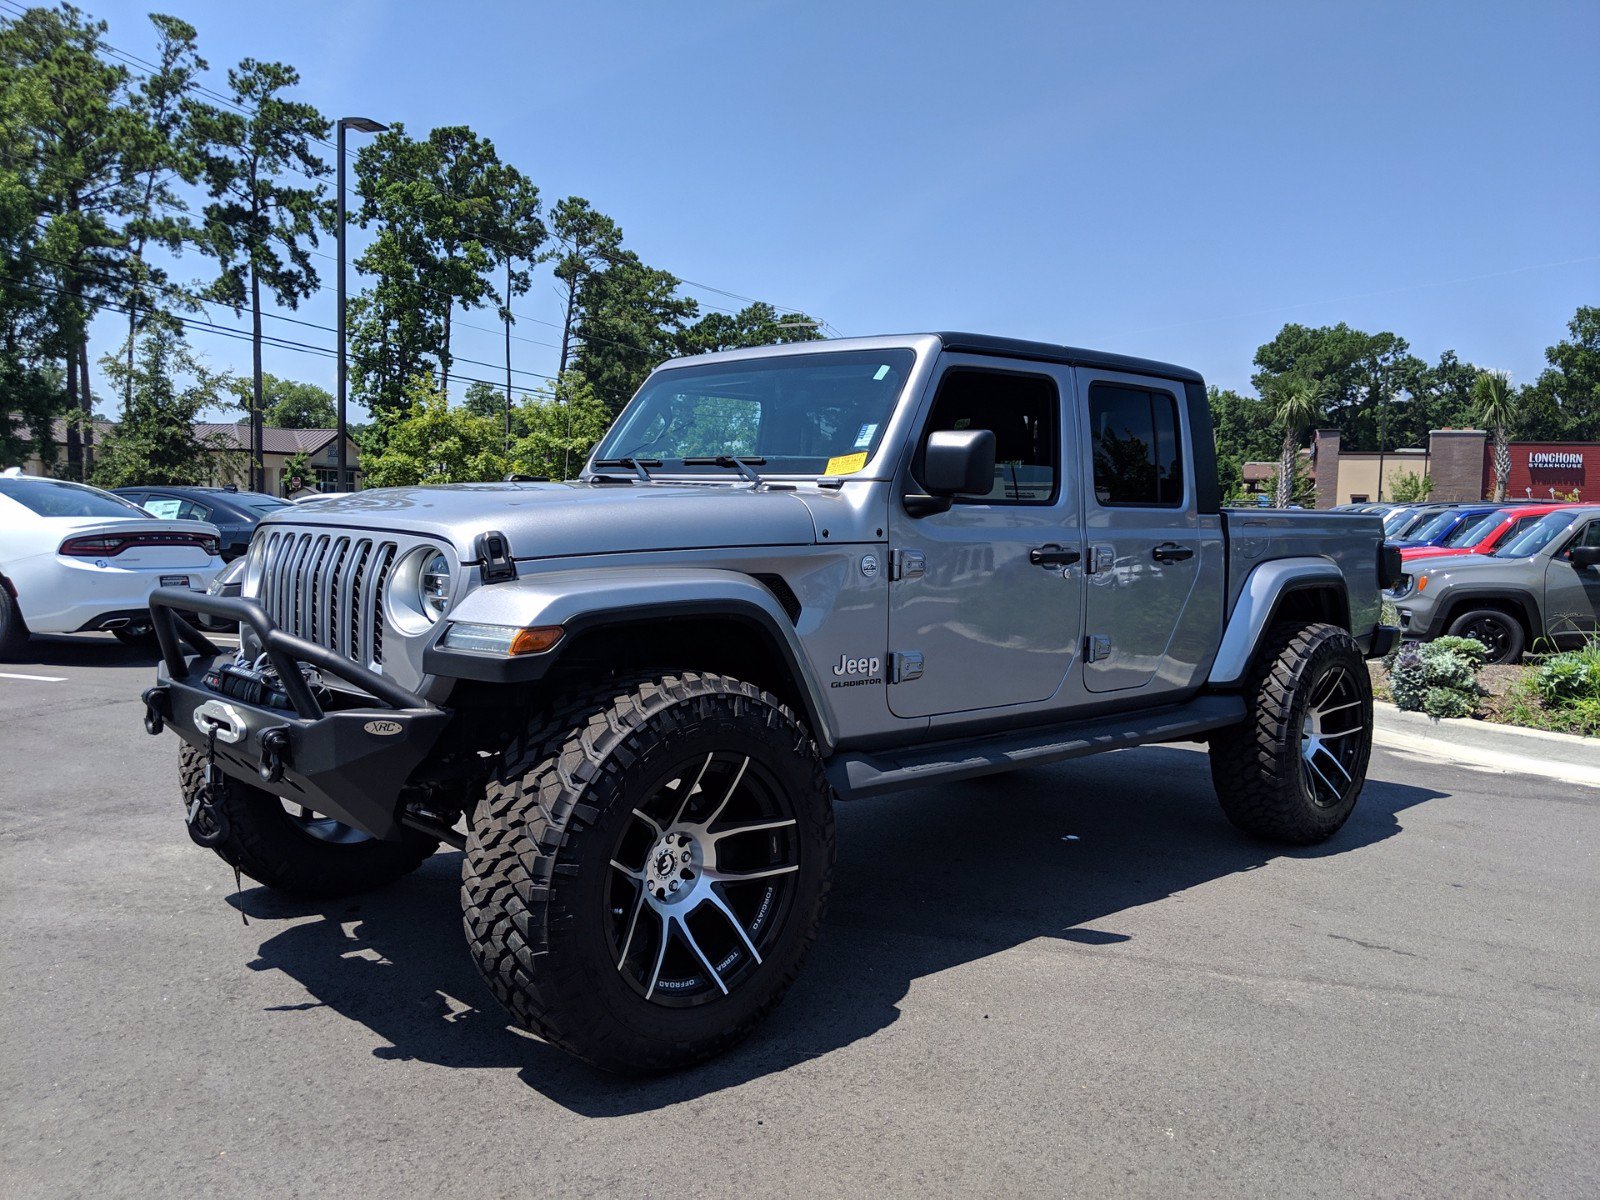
[1209,558,1349,686]
[424,566,835,749]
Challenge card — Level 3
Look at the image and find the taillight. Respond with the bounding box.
[60,532,220,558]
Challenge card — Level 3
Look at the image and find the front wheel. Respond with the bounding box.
[1445,608,1524,664]
[1208,622,1374,845]
[177,744,436,896]
[461,673,834,1073]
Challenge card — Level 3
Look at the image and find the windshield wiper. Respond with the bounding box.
[682,455,766,485]
[591,457,659,483]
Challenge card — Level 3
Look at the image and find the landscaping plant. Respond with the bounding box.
[1390,635,1488,719]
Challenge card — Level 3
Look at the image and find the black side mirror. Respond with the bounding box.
[1569,545,1600,569]
[905,429,996,517]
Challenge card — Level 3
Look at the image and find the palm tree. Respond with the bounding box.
[1268,377,1321,507]
[1472,370,1516,502]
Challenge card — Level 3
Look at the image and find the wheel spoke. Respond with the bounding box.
[631,807,664,837]
[707,817,796,843]
[643,909,671,999]
[1317,699,1364,716]
[1314,743,1353,780]
[702,886,763,965]
[675,914,728,995]
[1316,727,1362,741]
[610,858,643,881]
[1311,667,1348,708]
[700,755,750,832]
[615,886,647,970]
[670,753,716,827]
[1307,754,1343,800]
[704,863,800,884]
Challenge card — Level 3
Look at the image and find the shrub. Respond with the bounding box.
[1389,637,1486,718]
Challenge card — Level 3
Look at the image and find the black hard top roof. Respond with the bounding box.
[933,332,1204,384]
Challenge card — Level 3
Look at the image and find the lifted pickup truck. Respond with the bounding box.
[141,333,1399,1072]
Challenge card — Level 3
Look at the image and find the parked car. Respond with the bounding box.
[1388,504,1504,549]
[1401,502,1580,564]
[1383,503,1458,540]
[1391,505,1600,662]
[0,471,222,658]
[141,331,1398,1073]
[113,486,290,561]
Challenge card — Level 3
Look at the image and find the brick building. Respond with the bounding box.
[1304,427,1594,506]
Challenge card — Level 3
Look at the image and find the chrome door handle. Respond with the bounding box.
[1029,544,1082,568]
[1152,542,1195,563]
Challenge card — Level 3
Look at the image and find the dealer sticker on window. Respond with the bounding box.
[824,452,868,476]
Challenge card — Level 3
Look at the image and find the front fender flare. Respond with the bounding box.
[1209,557,1348,686]
[424,567,835,749]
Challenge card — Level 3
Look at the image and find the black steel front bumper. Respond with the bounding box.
[141,588,450,841]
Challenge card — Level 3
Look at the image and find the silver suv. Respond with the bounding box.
[141,333,1398,1072]
[1392,505,1600,662]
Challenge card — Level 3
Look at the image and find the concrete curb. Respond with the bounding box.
[1373,706,1600,790]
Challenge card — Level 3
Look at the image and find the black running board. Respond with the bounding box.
[827,694,1247,800]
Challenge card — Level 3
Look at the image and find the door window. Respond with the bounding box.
[1088,383,1185,507]
[917,368,1059,504]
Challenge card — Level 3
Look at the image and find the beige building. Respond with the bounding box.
[20,419,362,496]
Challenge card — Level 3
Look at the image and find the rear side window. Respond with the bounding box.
[1088,383,1185,507]
[918,368,1059,504]
[0,478,145,518]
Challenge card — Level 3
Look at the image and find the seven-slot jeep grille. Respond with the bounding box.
[254,530,399,665]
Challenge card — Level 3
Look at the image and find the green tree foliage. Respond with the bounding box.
[1518,307,1600,441]
[189,58,331,489]
[1253,323,1429,452]
[1265,376,1321,508]
[573,251,698,411]
[91,326,230,487]
[1472,369,1517,501]
[678,301,825,356]
[360,377,509,487]
[461,379,507,422]
[509,372,612,480]
[279,448,311,493]
[550,196,621,381]
[228,373,335,428]
[1388,469,1434,503]
[1,3,138,477]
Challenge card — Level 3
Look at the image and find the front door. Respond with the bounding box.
[886,359,1083,719]
[1544,516,1600,646]
[1076,372,1210,694]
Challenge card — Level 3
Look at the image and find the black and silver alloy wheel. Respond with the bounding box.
[1209,622,1374,844]
[1297,664,1366,809]
[607,752,800,1005]
[462,672,834,1073]
[1446,608,1524,665]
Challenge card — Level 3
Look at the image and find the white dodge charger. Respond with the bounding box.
[0,471,224,658]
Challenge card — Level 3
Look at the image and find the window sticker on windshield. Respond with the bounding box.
[144,499,182,520]
[854,423,878,449]
[873,365,890,381]
[825,452,868,476]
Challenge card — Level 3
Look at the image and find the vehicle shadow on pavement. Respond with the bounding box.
[233,743,1444,1114]
[15,634,163,668]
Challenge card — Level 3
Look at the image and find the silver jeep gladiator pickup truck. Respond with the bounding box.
[141,332,1400,1072]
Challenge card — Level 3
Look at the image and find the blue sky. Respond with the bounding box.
[83,0,1600,418]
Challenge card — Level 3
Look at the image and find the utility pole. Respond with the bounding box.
[504,257,513,451]
[336,116,387,492]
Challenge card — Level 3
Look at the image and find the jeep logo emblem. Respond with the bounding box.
[364,720,403,736]
[832,653,880,677]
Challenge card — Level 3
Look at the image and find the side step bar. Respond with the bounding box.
[827,694,1247,800]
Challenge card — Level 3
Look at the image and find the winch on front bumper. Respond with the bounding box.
[139,586,451,842]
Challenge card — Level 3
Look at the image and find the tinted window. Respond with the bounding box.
[918,368,1058,504]
[1088,383,1184,507]
[0,478,146,518]
[1443,510,1505,547]
[1494,511,1581,557]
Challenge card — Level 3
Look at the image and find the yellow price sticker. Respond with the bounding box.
[824,452,868,476]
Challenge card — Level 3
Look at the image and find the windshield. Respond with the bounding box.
[593,349,918,476]
[0,477,146,518]
[1383,508,1420,536]
[1492,510,1581,558]
[1387,508,1440,539]
[1405,509,1465,542]
[1441,509,1502,546]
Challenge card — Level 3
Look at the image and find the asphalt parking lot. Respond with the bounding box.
[2,635,1596,1198]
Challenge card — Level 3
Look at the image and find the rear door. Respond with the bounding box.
[886,357,1084,718]
[1075,371,1216,695]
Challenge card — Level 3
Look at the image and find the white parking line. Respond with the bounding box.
[0,671,67,683]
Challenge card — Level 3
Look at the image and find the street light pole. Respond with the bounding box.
[337,117,387,492]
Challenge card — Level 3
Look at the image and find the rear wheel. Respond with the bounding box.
[461,672,834,1073]
[178,743,435,897]
[0,583,29,660]
[1209,622,1373,844]
[1445,608,1524,664]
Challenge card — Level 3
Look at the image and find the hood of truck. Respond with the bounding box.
[256,481,820,560]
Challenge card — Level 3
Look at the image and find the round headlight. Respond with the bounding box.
[419,551,452,622]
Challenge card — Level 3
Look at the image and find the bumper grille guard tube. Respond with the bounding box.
[146,587,431,718]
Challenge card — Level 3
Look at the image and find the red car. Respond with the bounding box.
[1400,502,1581,563]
